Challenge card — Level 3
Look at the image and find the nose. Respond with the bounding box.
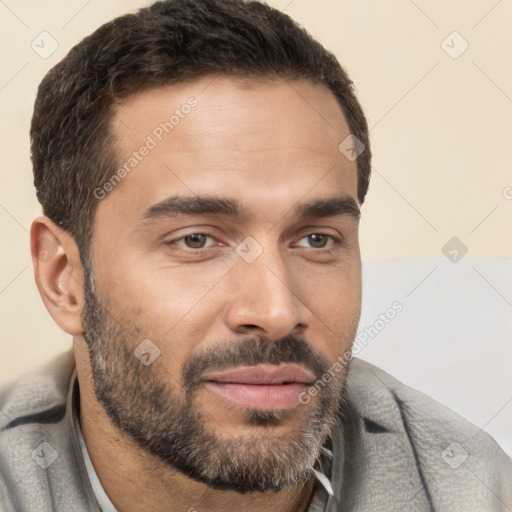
[225,247,309,340]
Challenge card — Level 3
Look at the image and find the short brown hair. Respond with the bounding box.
[31,0,371,257]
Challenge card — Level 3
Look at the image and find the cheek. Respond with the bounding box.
[293,262,361,354]
[293,257,361,309]
[96,255,229,325]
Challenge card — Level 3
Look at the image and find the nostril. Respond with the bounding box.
[293,323,307,334]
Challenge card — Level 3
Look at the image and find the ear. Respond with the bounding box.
[30,216,85,335]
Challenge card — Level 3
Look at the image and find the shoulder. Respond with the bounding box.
[343,358,512,510]
[346,357,506,450]
[0,350,95,511]
[0,350,74,430]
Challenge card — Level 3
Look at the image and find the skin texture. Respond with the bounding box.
[30,76,362,512]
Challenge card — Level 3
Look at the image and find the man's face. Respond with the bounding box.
[81,76,362,492]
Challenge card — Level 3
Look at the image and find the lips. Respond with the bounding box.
[204,364,315,384]
[203,364,315,410]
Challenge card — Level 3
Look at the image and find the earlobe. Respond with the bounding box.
[30,216,85,335]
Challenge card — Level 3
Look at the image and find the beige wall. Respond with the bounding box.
[1,0,511,384]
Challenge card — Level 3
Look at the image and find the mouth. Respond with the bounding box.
[203,364,315,410]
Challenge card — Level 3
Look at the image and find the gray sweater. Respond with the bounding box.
[1,350,511,511]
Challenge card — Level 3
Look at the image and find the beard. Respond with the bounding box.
[81,263,354,494]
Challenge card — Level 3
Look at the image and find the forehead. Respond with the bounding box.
[101,76,358,223]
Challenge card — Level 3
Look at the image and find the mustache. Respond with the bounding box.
[182,334,330,391]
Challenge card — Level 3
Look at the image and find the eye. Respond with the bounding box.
[295,233,336,249]
[175,233,216,249]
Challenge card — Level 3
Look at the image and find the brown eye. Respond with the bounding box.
[307,234,329,248]
[295,233,334,249]
[172,233,217,249]
[183,234,209,248]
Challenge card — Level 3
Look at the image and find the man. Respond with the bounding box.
[0,0,510,510]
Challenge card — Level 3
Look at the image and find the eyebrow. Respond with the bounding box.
[295,195,360,221]
[141,194,360,223]
[143,196,242,220]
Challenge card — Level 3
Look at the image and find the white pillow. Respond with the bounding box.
[357,258,512,456]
